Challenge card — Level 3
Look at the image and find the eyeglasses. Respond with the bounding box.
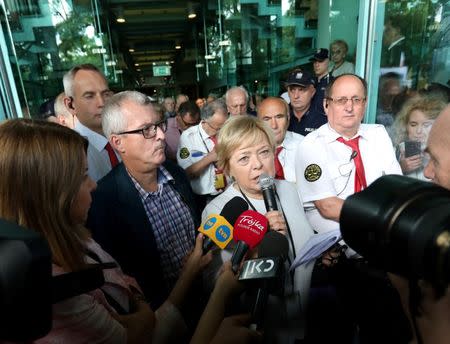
[117,119,168,139]
[326,97,366,106]
[203,120,221,132]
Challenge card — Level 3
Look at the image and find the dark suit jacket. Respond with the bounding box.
[86,160,199,309]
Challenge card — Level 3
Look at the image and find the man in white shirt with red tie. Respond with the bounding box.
[257,96,304,183]
[177,99,229,206]
[296,74,408,344]
[63,64,120,181]
[295,74,402,234]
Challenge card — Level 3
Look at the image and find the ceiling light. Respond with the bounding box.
[116,7,125,23]
[187,2,197,19]
[134,63,139,66]
[175,44,181,49]
[129,48,135,52]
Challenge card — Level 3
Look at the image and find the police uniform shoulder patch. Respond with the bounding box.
[304,164,322,182]
[179,147,190,159]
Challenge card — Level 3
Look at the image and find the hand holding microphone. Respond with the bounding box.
[264,211,287,235]
[259,173,287,234]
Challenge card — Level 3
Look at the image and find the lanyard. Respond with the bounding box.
[198,125,219,170]
[237,184,297,286]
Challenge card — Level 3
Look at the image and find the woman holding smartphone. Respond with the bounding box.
[394,94,446,180]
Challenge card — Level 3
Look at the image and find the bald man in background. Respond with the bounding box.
[257,97,303,183]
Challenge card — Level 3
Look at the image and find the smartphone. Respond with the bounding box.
[404,140,422,158]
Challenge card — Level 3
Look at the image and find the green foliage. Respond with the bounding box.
[55,11,103,69]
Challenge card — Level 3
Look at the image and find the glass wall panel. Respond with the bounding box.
[3,0,116,117]
[199,0,318,100]
[374,0,450,181]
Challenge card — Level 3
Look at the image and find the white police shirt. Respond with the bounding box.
[278,131,304,184]
[295,123,402,233]
[177,123,219,196]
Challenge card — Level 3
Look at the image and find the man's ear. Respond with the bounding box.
[110,135,124,153]
[56,115,66,126]
[64,96,76,115]
[323,99,329,116]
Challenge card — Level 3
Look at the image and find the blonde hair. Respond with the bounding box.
[216,116,275,173]
[0,119,89,271]
[394,94,447,145]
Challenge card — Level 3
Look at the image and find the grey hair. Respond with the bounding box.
[201,98,227,120]
[102,91,153,139]
[62,64,103,97]
[54,92,72,119]
[225,86,249,104]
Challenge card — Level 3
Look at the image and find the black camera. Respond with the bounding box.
[340,175,450,295]
[0,219,114,341]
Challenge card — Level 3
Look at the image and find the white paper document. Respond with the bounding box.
[290,229,341,271]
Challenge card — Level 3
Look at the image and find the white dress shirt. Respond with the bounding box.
[177,123,218,195]
[278,130,304,184]
[295,123,402,233]
[75,122,120,181]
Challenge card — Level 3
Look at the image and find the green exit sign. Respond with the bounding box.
[153,66,171,76]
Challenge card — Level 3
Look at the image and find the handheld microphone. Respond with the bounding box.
[231,210,268,273]
[259,173,278,211]
[239,231,289,330]
[199,197,248,253]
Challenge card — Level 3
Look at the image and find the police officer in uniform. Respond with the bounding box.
[285,68,326,136]
[177,99,229,207]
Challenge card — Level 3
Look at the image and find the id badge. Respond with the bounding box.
[214,172,225,190]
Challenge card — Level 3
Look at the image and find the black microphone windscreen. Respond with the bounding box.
[220,196,249,225]
[258,231,289,260]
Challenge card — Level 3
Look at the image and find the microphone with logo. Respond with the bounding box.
[230,210,268,273]
[239,231,289,330]
[259,173,278,212]
[199,197,248,254]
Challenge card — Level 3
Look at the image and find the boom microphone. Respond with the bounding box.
[199,197,248,253]
[231,210,268,273]
[259,173,278,211]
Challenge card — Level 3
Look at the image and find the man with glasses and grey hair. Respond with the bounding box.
[295,74,405,343]
[296,74,401,234]
[87,90,200,310]
[177,99,229,206]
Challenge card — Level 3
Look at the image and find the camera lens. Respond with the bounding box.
[340,175,450,291]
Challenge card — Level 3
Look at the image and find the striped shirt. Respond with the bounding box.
[129,166,195,289]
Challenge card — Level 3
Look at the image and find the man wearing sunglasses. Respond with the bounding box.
[87,91,201,314]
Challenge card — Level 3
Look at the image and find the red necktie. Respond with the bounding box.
[274,146,285,180]
[337,136,367,192]
[105,142,119,168]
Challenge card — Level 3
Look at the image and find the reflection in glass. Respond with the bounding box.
[393,94,447,180]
